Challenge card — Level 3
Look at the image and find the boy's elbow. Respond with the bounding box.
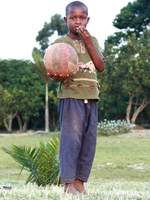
[100,61,105,72]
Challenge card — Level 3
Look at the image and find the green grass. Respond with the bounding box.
[0,181,150,199]
[91,134,150,182]
[0,130,150,199]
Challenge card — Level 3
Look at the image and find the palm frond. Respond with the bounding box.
[2,136,61,186]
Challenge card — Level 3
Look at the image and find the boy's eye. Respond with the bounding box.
[70,17,86,20]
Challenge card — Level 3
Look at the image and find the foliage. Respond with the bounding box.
[32,48,49,83]
[116,29,150,96]
[2,136,61,187]
[32,13,67,132]
[117,29,150,123]
[102,26,150,124]
[32,47,59,132]
[97,119,135,136]
[113,0,150,34]
[32,47,50,132]
[0,87,18,126]
[0,59,45,131]
[36,14,67,51]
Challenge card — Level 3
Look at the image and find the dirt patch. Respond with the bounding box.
[125,129,150,138]
[132,125,146,130]
[0,133,34,137]
[0,130,46,137]
[0,127,149,138]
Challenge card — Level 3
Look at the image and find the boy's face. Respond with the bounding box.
[64,5,90,34]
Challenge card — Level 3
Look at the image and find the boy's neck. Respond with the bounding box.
[67,33,81,41]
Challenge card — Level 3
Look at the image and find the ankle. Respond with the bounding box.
[64,183,73,191]
[64,182,80,195]
[74,179,83,185]
[74,179,87,194]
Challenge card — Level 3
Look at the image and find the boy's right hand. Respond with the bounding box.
[47,72,71,82]
[76,25,92,46]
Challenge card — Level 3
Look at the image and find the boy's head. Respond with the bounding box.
[65,1,88,17]
[64,1,90,35]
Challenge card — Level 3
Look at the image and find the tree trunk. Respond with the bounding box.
[3,111,18,132]
[126,95,133,123]
[45,81,49,132]
[31,116,43,129]
[23,119,29,132]
[131,96,150,124]
[3,118,12,132]
[16,113,23,132]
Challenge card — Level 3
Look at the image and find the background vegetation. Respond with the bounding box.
[0,0,150,133]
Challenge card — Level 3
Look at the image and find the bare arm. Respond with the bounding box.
[77,26,105,73]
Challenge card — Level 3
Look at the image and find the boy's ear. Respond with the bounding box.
[64,17,67,24]
[87,17,90,24]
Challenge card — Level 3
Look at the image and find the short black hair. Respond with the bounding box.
[65,1,88,16]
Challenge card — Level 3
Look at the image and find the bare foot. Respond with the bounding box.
[74,179,87,194]
[64,183,80,196]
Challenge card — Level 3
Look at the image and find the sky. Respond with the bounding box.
[0,0,134,61]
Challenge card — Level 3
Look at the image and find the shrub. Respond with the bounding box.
[2,136,61,187]
[97,119,135,136]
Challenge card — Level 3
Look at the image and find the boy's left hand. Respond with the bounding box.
[76,26,91,45]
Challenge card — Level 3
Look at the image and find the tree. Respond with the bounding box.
[0,87,18,131]
[101,0,150,124]
[0,59,44,132]
[33,13,67,132]
[103,28,150,124]
[113,0,150,36]
[120,29,150,123]
[36,14,67,51]
[32,48,50,132]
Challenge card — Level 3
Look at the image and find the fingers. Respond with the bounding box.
[76,26,88,37]
[47,72,71,82]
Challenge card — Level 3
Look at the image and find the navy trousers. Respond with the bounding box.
[58,98,98,183]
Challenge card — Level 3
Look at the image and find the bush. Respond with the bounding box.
[97,119,135,136]
[2,136,61,187]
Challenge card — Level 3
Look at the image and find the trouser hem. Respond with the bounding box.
[75,176,88,182]
[61,177,75,183]
[61,176,88,183]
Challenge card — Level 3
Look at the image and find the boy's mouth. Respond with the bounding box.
[75,26,79,31]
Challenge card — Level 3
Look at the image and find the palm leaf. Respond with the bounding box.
[2,136,61,186]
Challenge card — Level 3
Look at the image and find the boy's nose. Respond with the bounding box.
[75,18,81,24]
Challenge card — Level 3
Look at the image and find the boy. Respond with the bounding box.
[50,1,105,195]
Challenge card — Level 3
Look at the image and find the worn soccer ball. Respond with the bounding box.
[44,43,79,82]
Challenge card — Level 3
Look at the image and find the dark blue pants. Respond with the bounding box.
[58,98,98,183]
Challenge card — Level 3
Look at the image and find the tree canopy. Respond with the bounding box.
[113,0,150,33]
[0,59,45,131]
[103,0,150,124]
[36,14,67,51]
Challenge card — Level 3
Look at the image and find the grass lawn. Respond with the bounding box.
[0,130,150,199]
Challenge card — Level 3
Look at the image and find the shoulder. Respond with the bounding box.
[91,36,99,44]
[53,35,69,44]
